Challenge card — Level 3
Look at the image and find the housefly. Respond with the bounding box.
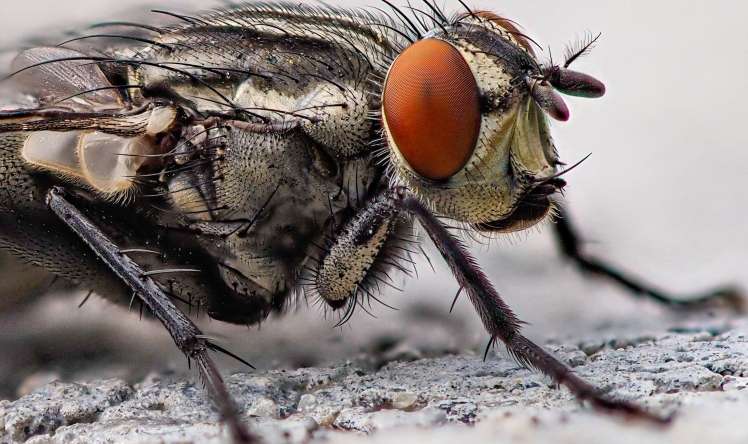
[0,1,741,442]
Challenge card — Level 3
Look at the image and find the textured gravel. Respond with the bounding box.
[4,318,748,444]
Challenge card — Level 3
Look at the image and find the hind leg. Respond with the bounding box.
[552,204,743,310]
[47,187,255,443]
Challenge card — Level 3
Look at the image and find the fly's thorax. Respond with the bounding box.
[234,79,376,160]
[163,119,380,301]
[298,84,375,159]
[381,25,558,225]
[131,28,380,162]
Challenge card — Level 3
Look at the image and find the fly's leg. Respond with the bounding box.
[399,192,668,423]
[553,205,743,311]
[46,187,256,444]
[313,193,402,317]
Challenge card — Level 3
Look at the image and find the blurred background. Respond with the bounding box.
[0,1,746,400]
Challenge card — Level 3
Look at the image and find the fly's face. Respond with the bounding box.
[382,12,605,232]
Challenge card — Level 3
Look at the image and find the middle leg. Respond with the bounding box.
[552,204,743,311]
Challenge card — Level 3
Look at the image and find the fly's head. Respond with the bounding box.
[381,12,605,232]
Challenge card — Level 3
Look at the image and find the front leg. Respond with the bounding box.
[553,204,743,311]
[46,187,255,444]
[398,192,667,423]
[313,192,405,322]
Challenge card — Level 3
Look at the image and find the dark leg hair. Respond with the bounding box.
[47,187,255,444]
[553,204,743,311]
[399,193,667,422]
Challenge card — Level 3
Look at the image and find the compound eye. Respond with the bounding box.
[383,39,481,181]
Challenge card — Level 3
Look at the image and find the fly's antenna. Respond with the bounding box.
[564,32,602,68]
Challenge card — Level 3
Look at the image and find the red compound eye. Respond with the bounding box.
[383,39,481,181]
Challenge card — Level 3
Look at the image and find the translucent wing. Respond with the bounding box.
[8,47,124,111]
[1,46,176,197]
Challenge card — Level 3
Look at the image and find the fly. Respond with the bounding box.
[0,2,742,443]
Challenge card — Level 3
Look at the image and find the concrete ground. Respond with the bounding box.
[4,313,748,443]
[1,1,747,443]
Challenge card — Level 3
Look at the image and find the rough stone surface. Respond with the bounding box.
[4,320,748,443]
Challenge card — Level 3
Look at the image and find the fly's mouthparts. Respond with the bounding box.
[528,153,591,192]
[524,177,566,201]
[544,177,567,190]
